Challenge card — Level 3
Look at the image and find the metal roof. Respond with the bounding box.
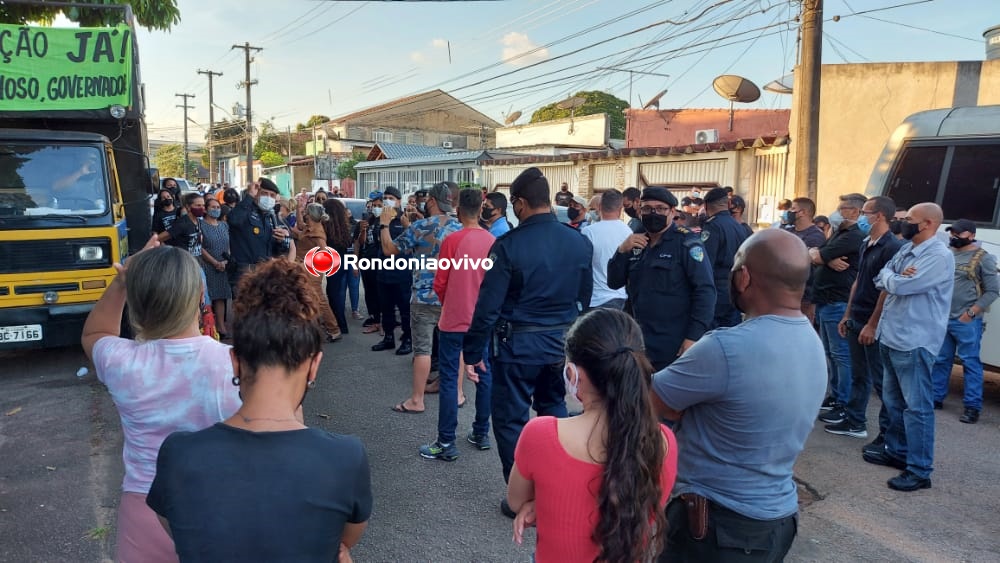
[368,142,450,160]
[355,149,522,170]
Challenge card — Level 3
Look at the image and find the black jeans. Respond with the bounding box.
[325,268,349,335]
[360,268,381,323]
[661,496,798,563]
[378,280,411,342]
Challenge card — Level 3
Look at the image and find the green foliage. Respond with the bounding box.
[259,151,285,168]
[296,115,330,131]
[529,90,629,139]
[154,144,196,178]
[253,121,283,159]
[458,182,482,190]
[0,0,181,31]
[335,154,366,180]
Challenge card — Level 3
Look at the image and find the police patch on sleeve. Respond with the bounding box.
[700,231,710,243]
[488,252,497,263]
[689,246,704,262]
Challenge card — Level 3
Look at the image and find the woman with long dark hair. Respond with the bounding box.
[507,308,677,562]
[323,198,353,334]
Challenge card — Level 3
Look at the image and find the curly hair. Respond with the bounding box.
[565,308,667,563]
[231,259,324,377]
[322,198,352,250]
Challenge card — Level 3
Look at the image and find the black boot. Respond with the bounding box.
[395,338,413,355]
[371,337,395,352]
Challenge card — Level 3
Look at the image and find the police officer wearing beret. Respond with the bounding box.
[608,186,715,371]
[227,178,293,293]
[463,167,593,517]
[700,187,750,328]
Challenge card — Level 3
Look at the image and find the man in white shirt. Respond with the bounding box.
[582,189,632,310]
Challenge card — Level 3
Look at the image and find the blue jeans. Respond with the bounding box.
[344,259,361,313]
[492,359,567,482]
[437,331,491,444]
[880,343,936,479]
[931,317,984,410]
[844,319,889,433]
[816,302,852,404]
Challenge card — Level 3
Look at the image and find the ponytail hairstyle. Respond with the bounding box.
[564,308,667,562]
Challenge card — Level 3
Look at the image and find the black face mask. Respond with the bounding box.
[481,208,494,221]
[900,221,921,240]
[729,271,745,314]
[641,213,668,233]
[160,199,173,207]
[624,206,638,218]
[567,207,581,221]
[889,219,902,235]
[950,236,974,248]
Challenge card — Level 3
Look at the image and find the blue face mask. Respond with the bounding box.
[856,214,872,235]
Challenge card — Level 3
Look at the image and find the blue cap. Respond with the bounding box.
[368,190,383,201]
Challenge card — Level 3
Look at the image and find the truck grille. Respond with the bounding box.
[0,238,112,274]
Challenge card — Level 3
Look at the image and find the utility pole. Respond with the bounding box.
[175,93,195,180]
[286,125,292,158]
[232,42,262,187]
[197,69,223,183]
[794,0,823,200]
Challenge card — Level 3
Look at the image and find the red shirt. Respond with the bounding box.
[514,416,678,562]
[434,228,495,332]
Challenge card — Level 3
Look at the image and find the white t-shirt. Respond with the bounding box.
[581,219,633,307]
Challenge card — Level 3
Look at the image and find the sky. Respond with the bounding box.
[127,0,998,143]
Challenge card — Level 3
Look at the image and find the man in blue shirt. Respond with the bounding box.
[652,228,826,562]
[864,202,954,492]
[481,192,510,237]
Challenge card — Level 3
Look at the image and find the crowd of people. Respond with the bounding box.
[84,166,991,561]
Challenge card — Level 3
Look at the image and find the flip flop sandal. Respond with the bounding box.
[391,401,424,414]
[362,325,380,334]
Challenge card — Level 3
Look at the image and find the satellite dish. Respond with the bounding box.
[504,110,523,125]
[712,75,761,102]
[557,96,586,110]
[763,73,794,95]
[642,89,668,110]
[711,75,761,132]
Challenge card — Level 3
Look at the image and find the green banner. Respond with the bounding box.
[0,23,132,112]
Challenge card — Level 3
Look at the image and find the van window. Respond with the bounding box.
[886,146,946,211]
[941,144,1000,223]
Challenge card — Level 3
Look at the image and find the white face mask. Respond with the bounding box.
[563,362,581,400]
[586,210,599,224]
[258,195,276,211]
[384,199,397,209]
[371,206,383,217]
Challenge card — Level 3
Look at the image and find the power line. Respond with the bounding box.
[855,14,981,43]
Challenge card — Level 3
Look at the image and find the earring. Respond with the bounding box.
[231,376,240,387]
[307,380,315,388]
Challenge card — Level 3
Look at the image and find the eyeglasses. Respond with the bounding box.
[640,205,672,215]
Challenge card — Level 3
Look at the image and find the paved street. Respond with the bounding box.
[2,313,1000,561]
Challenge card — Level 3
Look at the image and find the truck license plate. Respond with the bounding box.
[0,325,43,343]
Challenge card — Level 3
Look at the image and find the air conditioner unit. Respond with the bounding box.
[695,129,719,144]
[442,141,454,149]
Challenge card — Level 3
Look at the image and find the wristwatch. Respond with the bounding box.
[967,308,977,318]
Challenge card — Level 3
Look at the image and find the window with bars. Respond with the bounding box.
[373,131,393,143]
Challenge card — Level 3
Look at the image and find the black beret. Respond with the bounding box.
[257,177,279,195]
[703,187,729,205]
[641,186,678,208]
[511,167,548,195]
[382,185,402,200]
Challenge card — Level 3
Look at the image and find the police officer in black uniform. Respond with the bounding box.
[463,167,593,517]
[226,178,292,295]
[371,186,413,355]
[608,186,715,371]
[700,187,750,328]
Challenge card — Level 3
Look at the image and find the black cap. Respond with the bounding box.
[414,189,428,197]
[257,178,279,195]
[382,185,402,200]
[427,182,453,213]
[703,187,729,205]
[640,186,678,208]
[946,219,976,235]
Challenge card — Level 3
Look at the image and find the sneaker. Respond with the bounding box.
[818,407,845,424]
[466,431,492,451]
[418,440,458,461]
[819,396,839,412]
[959,407,980,424]
[887,470,931,492]
[824,420,868,438]
[863,433,885,456]
[352,311,364,320]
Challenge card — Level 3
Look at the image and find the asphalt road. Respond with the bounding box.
[2,315,1000,561]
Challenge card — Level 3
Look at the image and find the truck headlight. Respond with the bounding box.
[79,246,104,261]
[109,105,126,119]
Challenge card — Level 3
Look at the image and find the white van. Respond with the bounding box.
[865,105,1000,366]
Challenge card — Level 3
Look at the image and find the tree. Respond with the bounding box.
[0,0,180,31]
[155,144,196,178]
[259,151,285,168]
[296,115,330,131]
[336,153,367,180]
[529,90,629,139]
[254,121,283,159]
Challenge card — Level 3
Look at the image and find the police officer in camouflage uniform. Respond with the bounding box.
[608,186,716,370]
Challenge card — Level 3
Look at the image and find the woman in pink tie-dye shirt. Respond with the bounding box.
[82,236,240,563]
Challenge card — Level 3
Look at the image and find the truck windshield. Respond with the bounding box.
[0,144,109,219]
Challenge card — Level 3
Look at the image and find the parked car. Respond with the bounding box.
[338,198,368,222]
[506,204,569,228]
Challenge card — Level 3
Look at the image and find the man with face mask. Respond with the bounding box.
[584,194,601,227]
[566,196,587,230]
[356,192,385,334]
[700,188,750,328]
[930,219,998,425]
[651,229,826,562]
[607,186,716,371]
[865,203,953,492]
[461,167,593,517]
[482,192,510,237]
[371,186,413,355]
[810,193,866,425]
[226,178,293,293]
[622,187,643,233]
